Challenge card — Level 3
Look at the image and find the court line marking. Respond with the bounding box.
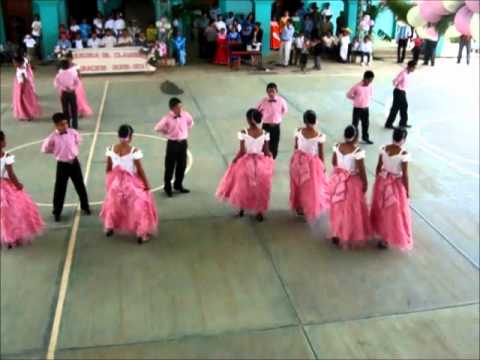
[46,81,109,360]
[8,132,193,207]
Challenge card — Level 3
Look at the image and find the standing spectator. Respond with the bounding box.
[320,16,334,37]
[101,29,117,48]
[117,29,134,47]
[251,22,264,51]
[79,18,92,43]
[422,24,438,67]
[279,19,294,67]
[241,13,254,46]
[336,11,346,36]
[209,5,220,21]
[87,32,101,48]
[215,15,227,32]
[146,23,158,43]
[395,20,412,63]
[105,15,115,32]
[196,13,209,58]
[172,30,187,66]
[156,17,171,42]
[23,34,36,60]
[114,13,126,36]
[205,20,218,62]
[457,34,472,65]
[411,32,422,63]
[321,3,333,18]
[279,11,290,33]
[93,12,104,36]
[70,19,80,34]
[31,15,42,59]
[214,28,229,65]
[312,37,323,70]
[226,12,235,27]
[304,14,314,39]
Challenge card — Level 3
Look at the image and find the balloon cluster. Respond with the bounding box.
[407,0,479,40]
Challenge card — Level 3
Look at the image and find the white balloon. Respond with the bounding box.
[407,6,427,28]
[442,0,464,13]
[471,13,480,40]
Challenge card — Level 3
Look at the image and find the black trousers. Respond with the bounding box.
[164,139,188,190]
[262,123,280,159]
[385,89,408,127]
[412,47,420,63]
[61,91,78,129]
[352,107,370,141]
[423,40,437,66]
[397,39,408,63]
[53,159,90,216]
[457,37,471,64]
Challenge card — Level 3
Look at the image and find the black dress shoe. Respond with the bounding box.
[403,124,412,128]
[362,139,374,145]
[174,187,190,194]
[54,214,61,222]
[82,209,91,216]
[256,213,264,222]
[332,237,340,246]
[377,241,388,250]
[164,188,173,197]
[237,209,244,217]
[106,229,114,237]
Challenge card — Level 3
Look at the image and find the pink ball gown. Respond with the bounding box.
[12,67,42,120]
[289,130,330,223]
[100,147,158,239]
[216,130,274,214]
[370,146,413,250]
[0,154,44,247]
[329,145,371,248]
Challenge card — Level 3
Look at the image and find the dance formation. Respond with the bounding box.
[3,56,415,251]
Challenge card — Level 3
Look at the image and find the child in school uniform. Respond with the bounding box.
[0,131,44,248]
[346,70,375,145]
[289,110,329,223]
[216,109,274,222]
[256,83,288,159]
[370,128,412,251]
[41,113,91,222]
[154,97,193,197]
[12,56,42,121]
[329,125,371,248]
[100,125,158,244]
[66,52,93,118]
[54,59,80,129]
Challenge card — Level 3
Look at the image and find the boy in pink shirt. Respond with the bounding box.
[346,70,375,145]
[54,59,80,129]
[41,113,90,221]
[154,97,194,197]
[256,82,288,159]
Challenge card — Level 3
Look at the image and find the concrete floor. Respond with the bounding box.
[0,57,478,359]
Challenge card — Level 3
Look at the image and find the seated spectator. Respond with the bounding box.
[114,13,126,35]
[54,33,72,58]
[101,29,117,48]
[322,31,338,58]
[117,29,134,47]
[172,30,186,66]
[339,28,351,63]
[359,35,373,66]
[349,36,361,63]
[87,32,101,48]
[70,18,80,34]
[127,19,141,38]
[104,15,115,33]
[72,32,84,49]
[93,12,104,35]
[23,34,36,60]
[59,24,71,40]
[134,32,149,48]
[205,20,217,61]
[79,18,92,42]
[215,15,227,32]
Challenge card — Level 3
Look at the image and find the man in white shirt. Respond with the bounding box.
[93,12,104,35]
[70,19,80,33]
[101,30,117,48]
[215,15,227,32]
[105,15,115,32]
[23,34,36,59]
[114,13,126,35]
[87,32,101,48]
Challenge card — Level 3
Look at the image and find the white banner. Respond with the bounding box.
[72,47,156,74]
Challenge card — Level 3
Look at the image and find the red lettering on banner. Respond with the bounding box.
[113,64,131,70]
[133,64,145,69]
[80,65,108,72]
[102,53,111,58]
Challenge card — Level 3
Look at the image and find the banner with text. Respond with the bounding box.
[72,47,156,74]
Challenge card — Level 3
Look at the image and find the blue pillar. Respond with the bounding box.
[33,0,61,57]
[97,0,105,14]
[58,0,67,25]
[153,0,170,20]
[0,3,6,45]
[254,0,273,55]
[345,0,359,34]
[219,0,227,13]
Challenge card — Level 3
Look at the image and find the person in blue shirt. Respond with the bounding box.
[79,18,92,43]
[227,24,241,42]
[279,19,294,67]
[241,13,254,47]
[172,30,186,66]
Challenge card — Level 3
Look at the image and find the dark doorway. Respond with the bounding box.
[2,0,32,45]
[272,0,303,20]
[67,0,98,22]
[124,0,155,30]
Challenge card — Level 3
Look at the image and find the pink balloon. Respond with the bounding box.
[455,6,473,35]
[465,0,480,13]
[419,1,443,23]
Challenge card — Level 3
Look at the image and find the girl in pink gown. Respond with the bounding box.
[289,110,330,223]
[66,52,93,118]
[0,131,44,248]
[216,109,274,222]
[12,56,42,121]
[24,56,37,94]
[329,125,371,248]
[100,125,158,243]
[370,128,413,251]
